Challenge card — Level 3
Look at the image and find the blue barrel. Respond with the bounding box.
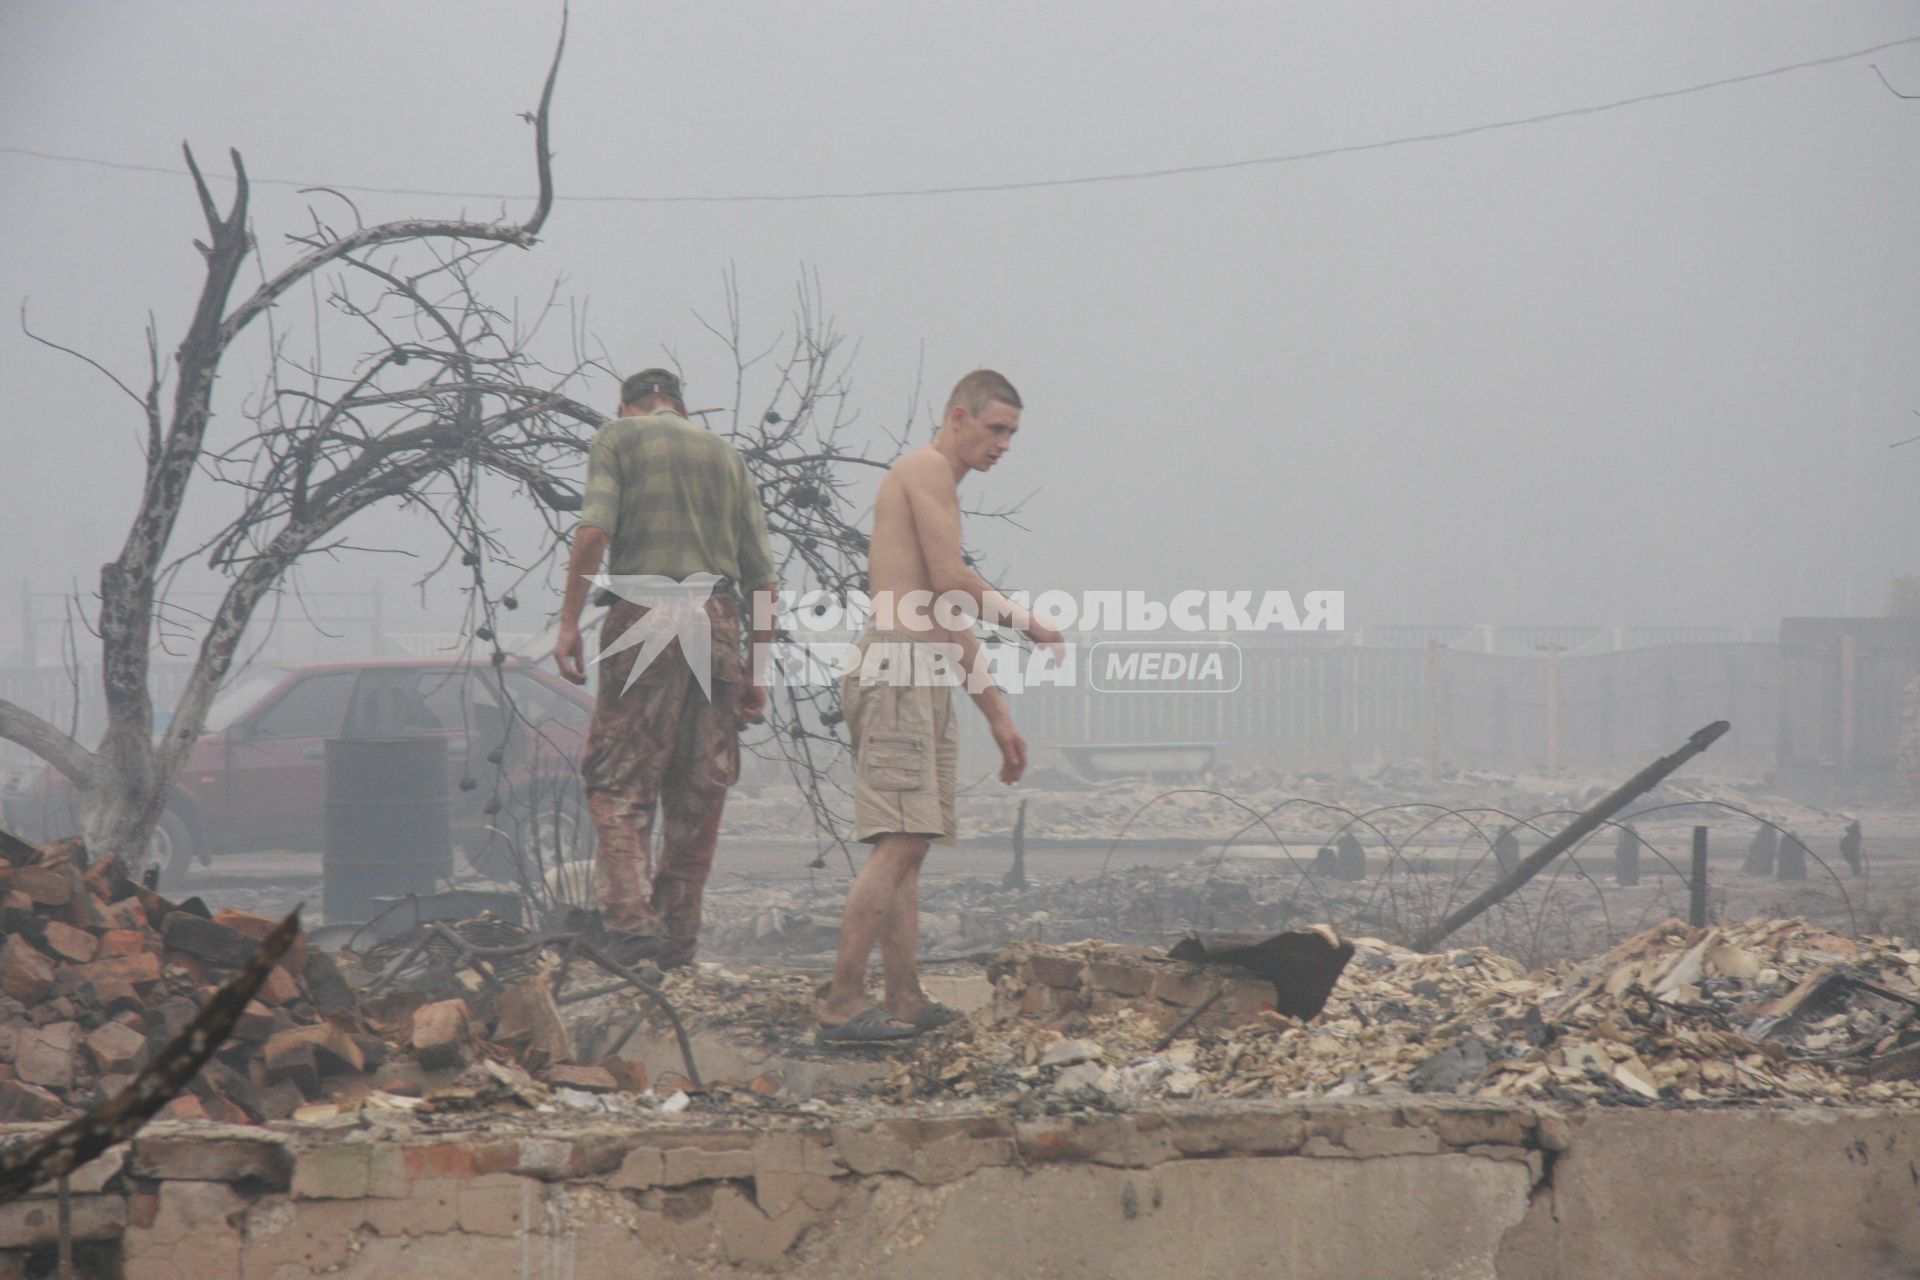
[323,736,453,923]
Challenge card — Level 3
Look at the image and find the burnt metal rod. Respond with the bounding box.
[558,978,633,1006]
[574,941,703,1088]
[1153,984,1228,1053]
[1689,826,1710,927]
[1411,721,1730,951]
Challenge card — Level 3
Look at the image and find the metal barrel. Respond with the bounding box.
[322,736,453,923]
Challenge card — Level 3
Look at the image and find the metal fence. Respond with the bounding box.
[963,634,1782,778]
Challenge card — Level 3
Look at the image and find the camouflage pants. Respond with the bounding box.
[581,593,743,962]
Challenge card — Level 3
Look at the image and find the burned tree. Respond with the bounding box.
[0,24,594,869]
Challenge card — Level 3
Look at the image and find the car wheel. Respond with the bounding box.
[461,784,595,880]
[150,810,197,892]
[523,786,595,865]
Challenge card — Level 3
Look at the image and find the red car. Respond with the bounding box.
[2,658,595,888]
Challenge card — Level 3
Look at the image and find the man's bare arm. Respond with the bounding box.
[944,618,1026,784]
[554,525,608,685]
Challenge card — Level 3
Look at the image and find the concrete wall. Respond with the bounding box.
[4,1100,1917,1279]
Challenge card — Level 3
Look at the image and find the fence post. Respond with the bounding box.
[1426,640,1444,765]
[1689,826,1709,927]
[1544,644,1562,772]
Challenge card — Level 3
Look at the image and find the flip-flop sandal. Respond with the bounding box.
[912,1002,963,1032]
[816,1006,921,1047]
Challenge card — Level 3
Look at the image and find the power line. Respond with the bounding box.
[3,32,1916,205]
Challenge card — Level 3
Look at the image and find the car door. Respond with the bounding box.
[502,667,592,780]
[224,669,360,852]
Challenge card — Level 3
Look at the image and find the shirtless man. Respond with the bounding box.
[818,369,1064,1043]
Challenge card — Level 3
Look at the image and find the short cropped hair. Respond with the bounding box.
[945,369,1022,417]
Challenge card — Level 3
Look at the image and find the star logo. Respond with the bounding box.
[588,573,722,699]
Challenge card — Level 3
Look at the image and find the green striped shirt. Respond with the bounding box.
[580,413,778,588]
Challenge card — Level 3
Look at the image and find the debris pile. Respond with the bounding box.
[0,831,713,1124]
[0,837,372,1123]
[893,917,1920,1109]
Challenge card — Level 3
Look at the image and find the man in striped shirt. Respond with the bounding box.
[555,369,778,965]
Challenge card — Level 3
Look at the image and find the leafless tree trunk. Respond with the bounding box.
[0,21,581,868]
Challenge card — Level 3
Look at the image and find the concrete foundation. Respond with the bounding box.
[5,1101,1919,1278]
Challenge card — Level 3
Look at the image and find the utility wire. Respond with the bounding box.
[2,32,1916,205]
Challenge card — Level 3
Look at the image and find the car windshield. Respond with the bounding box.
[203,670,289,732]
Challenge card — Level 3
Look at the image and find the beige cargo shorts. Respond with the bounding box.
[841,630,959,845]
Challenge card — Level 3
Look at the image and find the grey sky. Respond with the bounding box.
[3,0,1917,650]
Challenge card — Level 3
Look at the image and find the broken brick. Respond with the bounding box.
[158,1094,208,1122]
[0,937,55,1004]
[94,1073,135,1100]
[493,979,573,1070]
[256,964,300,1006]
[212,908,304,975]
[59,891,109,932]
[233,1001,276,1041]
[196,1091,252,1125]
[40,920,97,965]
[544,1064,618,1093]
[0,1079,64,1121]
[97,898,148,932]
[165,955,216,986]
[147,996,199,1041]
[1149,967,1221,1008]
[199,1058,264,1122]
[266,1023,364,1076]
[211,908,276,936]
[1087,958,1156,997]
[16,1022,80,1091]
[600,1057,649,1093]
[81,855,133,904]
[75,951,162,989]
[6,865,72,907]
[86,976,143,1018]
[260,1080,308,1118]
[303,951,356,1017]
[352,1033,387,1072]
[162,912,257,968]
[264,1040,318,1097]
[96,929,150,958]
[410,999,472,1070]
[83,1021,146,1075]
[1028,953,1087,989]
